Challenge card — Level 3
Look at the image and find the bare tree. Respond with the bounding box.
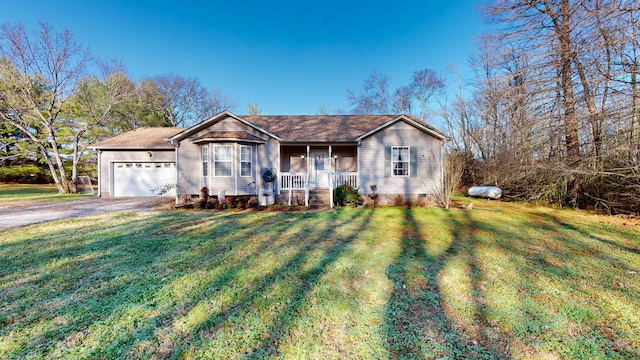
[410,68,444,120]
[0,22,90,193]
[317,104,329,115]
[198,87,236,120]
[347,70,390,114]
[468,0,640,213]
[391,85,413,114]
[247,103,261,115]
[140,74,235,127]
[438,151,465,209]
[63,61,136,184]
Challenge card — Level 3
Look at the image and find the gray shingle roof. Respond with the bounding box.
[92,114,448,149]
[90,127,185,149]
[241,115,399,142]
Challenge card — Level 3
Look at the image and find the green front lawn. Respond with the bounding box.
[0,184,85,203]
[1,200,639,359]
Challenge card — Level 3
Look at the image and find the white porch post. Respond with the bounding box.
[357,141,361,189]
[305,145,310,207]
[328,144,333,209]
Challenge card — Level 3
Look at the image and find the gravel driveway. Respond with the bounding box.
[0,197,173,230]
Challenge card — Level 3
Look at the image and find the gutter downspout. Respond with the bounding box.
[440,139,446,198]
[173,140,180,205]
[96,149,101,197]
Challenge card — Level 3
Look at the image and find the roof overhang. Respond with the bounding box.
[356,115,449,141]
[89,146,176,150]
[278,141,359,145]
[168,111,282,143]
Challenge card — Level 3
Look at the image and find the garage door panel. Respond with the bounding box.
[113,162,176,197]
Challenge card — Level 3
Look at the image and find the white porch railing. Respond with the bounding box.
[280,172,307,190]
[279,172,310,206]
[279,171,358,208]
[330,172,358,188]
[329,172,359,209]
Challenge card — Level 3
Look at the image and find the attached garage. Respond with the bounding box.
[90,127,184,198]
[113,162,176,197]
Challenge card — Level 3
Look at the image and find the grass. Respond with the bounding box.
[0,197,639,359]
[0,183,86,203]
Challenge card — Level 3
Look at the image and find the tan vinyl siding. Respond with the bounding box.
[258,140,279,167]
[176,140,201,196]
[176,116,280,197]
[98,149,175,197]
[178,141,277,197]
[216,117,258,132]
[359,121,442,196]
[236,144,258,195]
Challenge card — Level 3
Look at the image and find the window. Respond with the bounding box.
[240,146,252,177]
[392,146,409,177]
[315,154,325,171]
[214,145,232,176]
[201,146,208,178]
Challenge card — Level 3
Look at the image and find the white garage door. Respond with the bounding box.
[113,162,176,197]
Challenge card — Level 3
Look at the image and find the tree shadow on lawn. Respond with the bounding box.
[1,208,377,358]
[170,208,375,359]
[508,210,639,358]
[0,210,300,358]
[384,208,512,359]
[414,207,640,359]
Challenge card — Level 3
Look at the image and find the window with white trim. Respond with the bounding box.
[201,145,209,181]
[240,145,252,177]
[214,145,232,177]
[392,146,410,177]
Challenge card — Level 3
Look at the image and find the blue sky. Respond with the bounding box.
[1,0,487,116]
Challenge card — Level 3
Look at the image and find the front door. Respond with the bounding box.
[311,151,329,189]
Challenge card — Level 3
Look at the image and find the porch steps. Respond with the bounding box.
[309,189,331,209]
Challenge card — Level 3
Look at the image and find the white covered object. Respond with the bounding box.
[468,186,502,199]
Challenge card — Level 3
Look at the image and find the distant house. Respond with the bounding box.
[90,111,448,207]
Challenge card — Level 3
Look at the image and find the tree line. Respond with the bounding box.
[0,23,235,193]
[345,0,640,214]
[461,0,640,214]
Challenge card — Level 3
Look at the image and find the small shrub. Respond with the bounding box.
[392,195,405,207]
[219,199,229,209]
[413,196,429,208]
[194,199,207,209]
[333,184,363,207]
[0,164,50,183]
[152,183,176,196]
[207,199,219,209]
[244,197,258,209]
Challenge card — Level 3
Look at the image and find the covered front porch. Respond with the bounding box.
[277,144,359,207]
